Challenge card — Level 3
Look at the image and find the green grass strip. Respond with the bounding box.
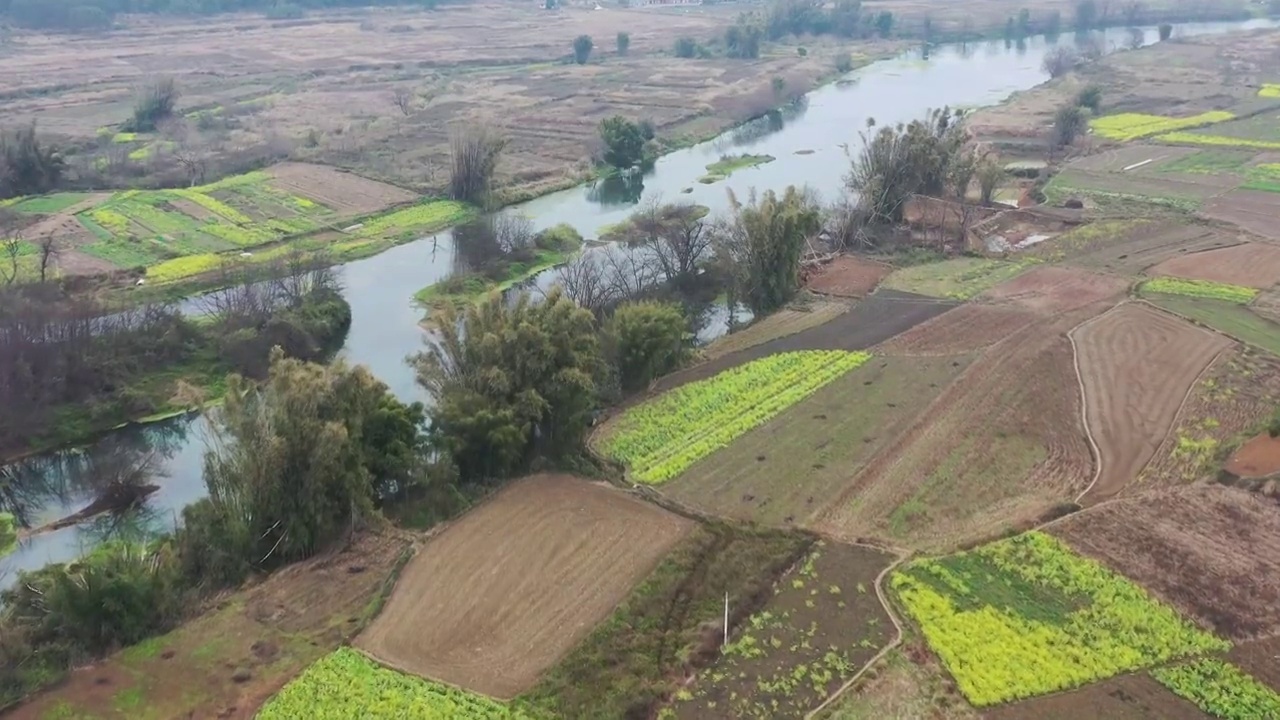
[1157,132,1280,150]
[603,350,871,484]
[1142,276,1258,304]
[1152,660,1280,720]
[258,648,541,719]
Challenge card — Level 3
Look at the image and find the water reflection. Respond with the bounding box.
[586,169,646,207]
[718,96,811,151]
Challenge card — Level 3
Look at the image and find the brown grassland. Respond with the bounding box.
[1072,303,1232,502]
[1051,483,1280,641]
[355,473,693,699]
[1151,241,1280,289]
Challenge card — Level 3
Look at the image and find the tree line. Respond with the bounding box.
[0,251,350,459]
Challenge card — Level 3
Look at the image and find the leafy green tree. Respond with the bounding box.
[874,10,893,37]
[616,31,630,55]
[1074,0,1096,30]
[413,289,600,482]
[846,107,967,226]
[0,123,65,200]
[1075,84,1102,113]
[608,302,689,392]
[0,512,15,557]
[976,158,1005,205]
[1053,104,1088,147]
[573,34,594,64]
[725,20,762,58]
[716,186,823,315]
[201,351,404,568]
[599,116,648,169]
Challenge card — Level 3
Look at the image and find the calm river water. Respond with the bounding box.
[3,18,1275,586]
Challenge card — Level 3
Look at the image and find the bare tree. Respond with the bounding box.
[392,88,413,117]
[0,211,22,285]
[1041,47,1079,78]
[36,235,59,283]
[616,198,712,289]
[556,252,616,315]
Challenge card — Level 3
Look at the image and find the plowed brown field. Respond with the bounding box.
[1203,189,1280,242]
[1072,304,1232,503]
[1151,242,1280,289]
[806,256,895,297]
[265,162,417,216]
[1051,483,1280,641]
[982,673,1210,720]
[816,308,1096,550]
[980,265,1129,314]
[875,304,1038,355]
[1229,636,1280,693]
[356,474,693,699]
[1054,222,1239,275]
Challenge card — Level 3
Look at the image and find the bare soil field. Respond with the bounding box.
[1228,635,1280,694]
[1225,432,1280,478]
[1203,189,1280,242]
[981,264,1129,313]
[982,672,1211,720]
[1074,303,1232,503]
[701,297,853,361]
[355,473,693,700]
[1068,145,1204,174]
[816,307,1097,551]
[648,289,958,395]
[673,542,894,718]
[264,162,417,215]
[1054,221,1240,277]
[875,304,1039,355]
[1142,346,1280,486]
[1151,241,1280,289]
[806,255,895,298]
[1051,483,1280,641]
[7,531,411,720]
[664,354,972,527]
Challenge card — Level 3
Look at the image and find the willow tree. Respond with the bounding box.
[413,289,600,482]
[715,186,823,316]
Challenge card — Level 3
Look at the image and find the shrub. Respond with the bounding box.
[572,34,594,64]
[1159,22,1173,40]
[835,52,854,73]
[534,223,583,252]
[125,77,179,133]
[609,301,689,392]
[616,31,630,55]
[674,37,697,58]
[1075,84,1102,113]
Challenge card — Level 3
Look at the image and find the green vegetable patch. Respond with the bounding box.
[891,531,1228,707]
[258,648,541,719]
[697,154,775,184]
[600,350,871,484]
[1152,659,1280,720]
[1141,276,1258,304]
[1090,112,1234,142]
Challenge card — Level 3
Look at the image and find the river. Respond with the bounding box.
[3,18,1275,587]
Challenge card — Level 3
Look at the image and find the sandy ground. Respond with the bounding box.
[355,473,693,699]
[1073,303,1232,502]
[1052,483,1280,641]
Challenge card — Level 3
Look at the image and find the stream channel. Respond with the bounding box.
[3,18,1275,587]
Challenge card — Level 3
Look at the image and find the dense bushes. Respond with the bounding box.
[608,301,689,392]
[0,124,65,200]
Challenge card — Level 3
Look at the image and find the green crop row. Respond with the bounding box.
[601,350,871,484]
[891,531,1228,707]
[257,648,540,720]
[146,253,227,283]
[1152,660,1280,719]
[358,200,474,239]
[172,188,255,225]
[1090,111,1234,142]
[1142,276,1258,304]
[1157,132,1280,150]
